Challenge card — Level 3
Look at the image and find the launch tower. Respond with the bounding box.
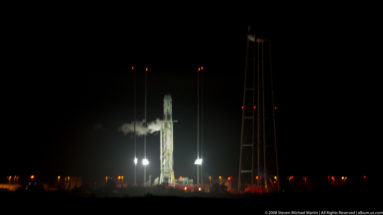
[160,95,174,184]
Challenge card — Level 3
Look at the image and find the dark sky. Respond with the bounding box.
[2,19,382,184]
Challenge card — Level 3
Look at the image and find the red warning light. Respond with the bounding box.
[198,67,201,71]
[331,176,335,181]
[131,66,135,71]
[145,67,149,72]
[253,105,256,109]
[201,66,204,71]
[363,175,367,179]
[227,176,232,181]
[241,105,245,110]
[303,176,307,183]
[328,175,330,179]
[255,176,259,180]
[274,106,278,110]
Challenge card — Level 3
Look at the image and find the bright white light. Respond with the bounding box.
[198,187,202,191]
[184,186,187,191]
[134,157,138,165]
[142,158,149,166]
[194,158,203,165]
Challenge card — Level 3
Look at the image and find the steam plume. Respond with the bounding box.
[120,118,162,136]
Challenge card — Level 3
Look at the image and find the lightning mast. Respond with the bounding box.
[143,66,148,186]
[238,26,279,192]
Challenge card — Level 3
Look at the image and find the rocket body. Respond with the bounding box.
[160,95,174,184]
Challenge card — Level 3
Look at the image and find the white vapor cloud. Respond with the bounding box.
[120,119,162,136]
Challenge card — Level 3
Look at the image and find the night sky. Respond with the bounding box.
[2,19,382,184]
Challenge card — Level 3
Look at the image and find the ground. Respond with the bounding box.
[1,188,382,213]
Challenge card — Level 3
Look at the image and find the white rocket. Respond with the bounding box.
[160,95,174,184]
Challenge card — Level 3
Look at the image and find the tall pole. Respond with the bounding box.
[257,40,261,187]
[201,67,204,187]
[144,66,148,186]
[269,41,280,192]
[133,66,137,186]
[197,66,200,186]
[238,29,250,191]
[262,41,267,190]
[252,35,256,186]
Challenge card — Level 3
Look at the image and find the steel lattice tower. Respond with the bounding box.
[238,26,280,193]
[160,95,174,184]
